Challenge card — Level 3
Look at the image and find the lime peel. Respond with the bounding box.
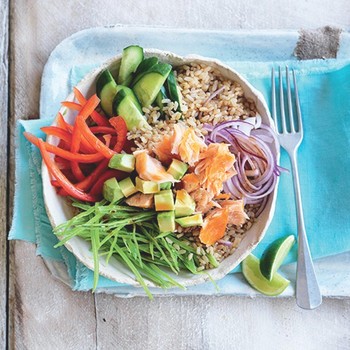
[242,254,290,296]
[260,235,295,281]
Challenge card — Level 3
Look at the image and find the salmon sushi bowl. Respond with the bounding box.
[25,46,280,297]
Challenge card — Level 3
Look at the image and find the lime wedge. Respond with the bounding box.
[260,235,295,281]
[242,254,290,296]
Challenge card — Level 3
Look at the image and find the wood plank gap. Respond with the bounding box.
[0,0,10,348]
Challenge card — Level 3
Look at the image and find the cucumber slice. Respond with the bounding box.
[133,63,172,107]
[133,57,159,85]
[96,69,118,117]
[113,90,149,131]
[116,85,142,113]
[165,70,182,112]
[117,45,144,86]
[154,86,168,113]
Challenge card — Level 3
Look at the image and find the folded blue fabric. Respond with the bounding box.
[9,59,350,290]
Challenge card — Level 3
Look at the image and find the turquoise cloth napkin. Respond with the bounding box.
[9,59,350,290]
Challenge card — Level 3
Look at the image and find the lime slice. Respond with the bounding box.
[242,254,290,296]
[260,235,295,281]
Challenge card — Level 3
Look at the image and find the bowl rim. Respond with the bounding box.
[42,48,280,289]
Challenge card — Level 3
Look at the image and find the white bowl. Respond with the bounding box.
[42,49,279,289]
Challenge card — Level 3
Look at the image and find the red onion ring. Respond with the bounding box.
[204,118,282,215]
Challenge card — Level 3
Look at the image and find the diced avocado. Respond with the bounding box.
[115,85,142,112]
[103,178,124,203]
[132,63,172,107]
[165,70,182,112]
[175,189,196,218]
[175,213,203,228]
[118,177,138,197]
[157,211,175,233]
[108,154,135,172]
[132,57,159,85]
[135,177,160,194]
[117,45,144,86]
[154,190,175,211]
[96,69,118,117]
[113,89,149,131]
[167,159,188,180]
[160,181,172,190]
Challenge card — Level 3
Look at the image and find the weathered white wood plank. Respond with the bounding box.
[0,0,9,348]
[8,241,97,350]
[95,295,350,350]
[7,0,97,348]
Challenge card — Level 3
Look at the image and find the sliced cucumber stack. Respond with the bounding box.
[113,89,148,131]
[165,70,182,112]
[133,56,159,85]
[133,63,172,108]
[116,85,142,113]
[154,86,168,114]
[117,45,144,86]
[96,69,118,117]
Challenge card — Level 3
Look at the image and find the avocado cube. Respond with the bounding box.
[167,159,188,180]
[154,190,175,211]
[160,181,172,190]
[103,178,124,203]
[175,189,196,217]
[157,211,175,233]
[108,154,135,172]
[175,213,203,228]
[118,177,138,197]
[135,177,160,194]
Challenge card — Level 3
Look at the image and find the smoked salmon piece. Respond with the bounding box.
[194,143,236,196]
[199,207,229,245]
[181,173,200,193]
[125,193,154,209]
[153,135,174,165]
[153,122,207,166]
[220,199,248,226]
[134,150,175,183]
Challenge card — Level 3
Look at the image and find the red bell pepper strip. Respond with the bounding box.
[76,159,109,191]
[41,126,72,144]
[24,132,104,163]
[38,139,99,202]
[57,188,69,196]
[54,156,71,170]
[89,126,117,135]
[70,95,100,181]
[42,126,96,154]
[56,112,72,131]
[109,116,128,153]
[89,169,126,196]
[51,180,61,188]
[61,101,82,110]
[103,134,112,148]
[73,87,110,127]
[75,116,116,159]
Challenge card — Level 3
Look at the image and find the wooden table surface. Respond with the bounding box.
[1,1,350,349]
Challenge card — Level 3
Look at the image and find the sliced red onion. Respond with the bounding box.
[205,118,281,215]
[203,86,226,106]
[217,240,233,247]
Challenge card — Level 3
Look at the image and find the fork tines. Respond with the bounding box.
[271,66,303,135]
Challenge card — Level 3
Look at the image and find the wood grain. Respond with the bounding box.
[8,242,97,349]
[6,0,350,349]
[0,0,9,348]
[7,1,97,349]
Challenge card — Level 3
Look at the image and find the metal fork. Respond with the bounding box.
[271,67,322,310]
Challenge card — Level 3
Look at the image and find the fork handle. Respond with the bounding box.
[289,151,322,310]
